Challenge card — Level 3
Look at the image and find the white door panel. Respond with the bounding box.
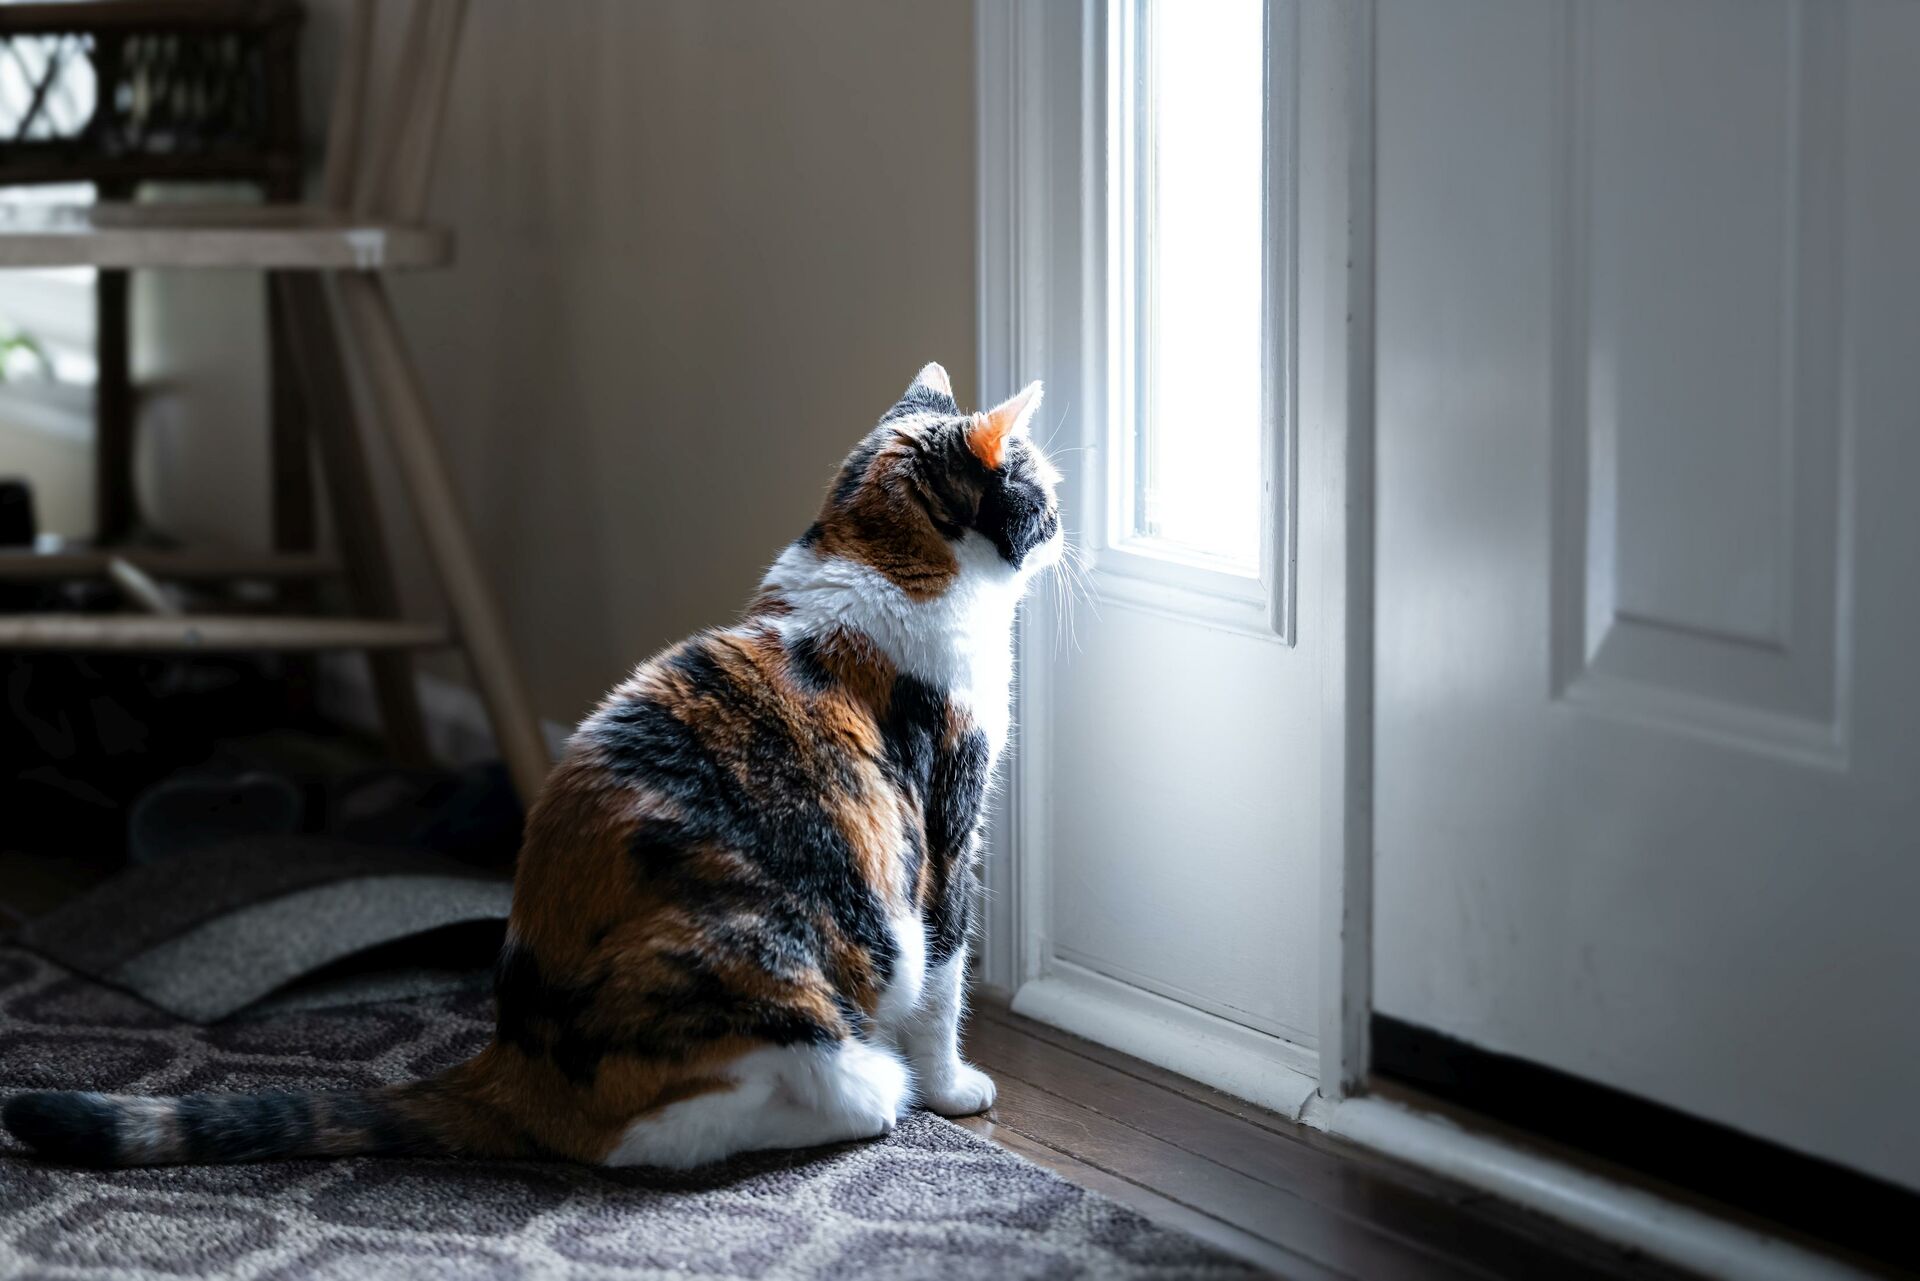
[1050,597,1321,1043]
[1565,0,1845,746]
[1375,0,1920,1190]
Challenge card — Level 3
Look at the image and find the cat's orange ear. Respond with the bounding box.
[967,380,1043,470]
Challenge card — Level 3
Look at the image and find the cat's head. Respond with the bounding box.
[803,362,1063,599]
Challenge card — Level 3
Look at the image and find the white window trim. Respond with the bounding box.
[1096,0,1299,644]
[973,0,1352,1117]
[974,0,1073,1018]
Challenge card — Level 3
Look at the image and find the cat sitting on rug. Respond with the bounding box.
[3,363,1060,1170]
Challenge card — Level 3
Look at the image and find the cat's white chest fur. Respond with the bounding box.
[760,533,1033,757]
[760,536,1036,1044]
[875,914,929,1027]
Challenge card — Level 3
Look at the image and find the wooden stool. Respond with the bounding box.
[0,0,553,804]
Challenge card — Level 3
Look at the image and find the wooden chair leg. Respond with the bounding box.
[92,176,139,545]
[268,271,320,716]
[94,267,136,544]
[331,271,551,804]
[271,272,431,766]
[268,282,318,557]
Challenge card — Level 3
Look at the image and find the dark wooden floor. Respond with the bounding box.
[958,1001,1691,1280]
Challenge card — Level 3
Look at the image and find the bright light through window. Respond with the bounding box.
[1117,0,1265,574]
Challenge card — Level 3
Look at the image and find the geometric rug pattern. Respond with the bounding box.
[0,948,1264,1279]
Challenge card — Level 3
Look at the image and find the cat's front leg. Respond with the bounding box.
[898,953,995,1116]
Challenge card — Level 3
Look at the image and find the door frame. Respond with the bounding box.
[974,4,1855,1275]
[973,0,1374,1110]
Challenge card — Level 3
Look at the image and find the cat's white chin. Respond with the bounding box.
[1020,529,1066,577]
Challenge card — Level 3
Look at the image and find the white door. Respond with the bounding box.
[981,0,1350,1112]
[1373,0,1920,1189]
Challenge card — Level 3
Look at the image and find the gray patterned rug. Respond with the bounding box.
[0,948,1264,1279]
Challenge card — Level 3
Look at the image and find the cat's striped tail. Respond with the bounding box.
[1,1059,521,1166]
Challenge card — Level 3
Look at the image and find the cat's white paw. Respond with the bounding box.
[919,1061,996,1117]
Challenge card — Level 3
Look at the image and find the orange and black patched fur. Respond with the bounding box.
[4,363,1062,1169]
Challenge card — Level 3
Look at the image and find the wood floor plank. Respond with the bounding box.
[966,1012,1669,1281]
[954,1115,1343,1280]
[982,1072,1491,1281]
[968,1012,1365,1196]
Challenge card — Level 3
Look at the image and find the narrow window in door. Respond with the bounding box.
[1105,0,1282,629]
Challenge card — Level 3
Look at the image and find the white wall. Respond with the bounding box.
[137,0,979,726]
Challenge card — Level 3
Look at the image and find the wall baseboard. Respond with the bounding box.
[1372,1014,1915,1270]
[1009,955,1873,1278]
[316,654,572,767]
[1011,963,1320,1120]
[1303,1093,1876,1281]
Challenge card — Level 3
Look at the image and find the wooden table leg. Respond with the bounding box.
[331,272,551,805]
[271,273,430,766]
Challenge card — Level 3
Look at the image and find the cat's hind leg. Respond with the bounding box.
[604,1038,908,1169]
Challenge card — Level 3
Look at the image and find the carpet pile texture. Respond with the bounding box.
[0,947,1261,1279]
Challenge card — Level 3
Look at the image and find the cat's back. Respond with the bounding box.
[505,619,913,1030]
[515,619,911,916]
[570,622,887,799]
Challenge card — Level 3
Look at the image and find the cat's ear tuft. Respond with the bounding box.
[911,361,953,399]
[967,381,1043,470]
[886,362,959,421]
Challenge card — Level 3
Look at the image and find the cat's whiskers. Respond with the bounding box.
[1044,535,1098,657]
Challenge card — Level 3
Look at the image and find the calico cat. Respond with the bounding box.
[3,363,1060,1170]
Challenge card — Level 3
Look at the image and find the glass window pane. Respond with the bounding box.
[1128,0,1265,572]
